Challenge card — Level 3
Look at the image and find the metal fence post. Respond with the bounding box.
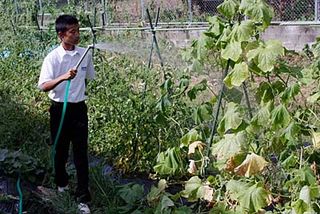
[102,0,108,26]
[141,0,145,22]
[188,0,193,23]
[316,0,319,21]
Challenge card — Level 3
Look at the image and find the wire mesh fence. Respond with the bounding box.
[268,0,316,21]
[102,0,319,23]
[5,0,320,26]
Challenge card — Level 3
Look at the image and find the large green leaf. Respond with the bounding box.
[282,154,298,169]
[281,83,301,103]
[181,176,202,202]
[229,20,255,42]
[180,129,202,147]
[218,102,243,134]
[224,62,249,88]
[182,176,214,202]
[226,180,250,201]
[206,16,225,38]
[221,42,242,62]
[238,182,269,213]
[118,183,145,205]
[226,181,269,213]
[271,104,291,129]
[286,167,317,189]
[211,131,246,161]
[251,101,272,127]
[154,148,184,176]
[193,103,213,124]
[284,122,301,142]
[240,0,274,28]
[247,40,284,72]
[217,0,240,19]
[147,179,168,203]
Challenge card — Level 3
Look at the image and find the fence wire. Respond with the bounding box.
[267,0,315,21]
[6,0,320,25]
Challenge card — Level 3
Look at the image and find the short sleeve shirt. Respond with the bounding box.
[38,45,95,103]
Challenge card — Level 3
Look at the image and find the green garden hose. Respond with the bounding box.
[16,175,23,214]
[51,79,71,168]
[16,80,71,214]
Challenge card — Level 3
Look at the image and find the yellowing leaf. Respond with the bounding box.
[235,153,268,177]
[224,62,249,88]
[229,20,255,42]
[188,141,206,155]
[221,42,242,62]
[211,131,246,161]
[247,40,284,72]
[312,132,320,149]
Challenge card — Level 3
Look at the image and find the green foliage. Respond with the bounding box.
[0,149,44,182]
[88,54,194,173]
[165,0,320,212]
[227,180,269,213]
[153,147,185,177]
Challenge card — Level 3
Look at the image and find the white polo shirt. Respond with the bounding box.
[38,45,95,103]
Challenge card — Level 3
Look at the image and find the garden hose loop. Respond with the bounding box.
[16,80,71,214]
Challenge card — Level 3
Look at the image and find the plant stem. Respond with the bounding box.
[206,59,231,157]
[242,81,253,119]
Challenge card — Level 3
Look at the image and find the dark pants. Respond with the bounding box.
[50,101,91,203]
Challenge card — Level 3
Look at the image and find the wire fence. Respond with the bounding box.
[55,0,320,24]
[5,0,320,26]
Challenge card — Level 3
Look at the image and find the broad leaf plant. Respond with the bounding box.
[154,0,320,213]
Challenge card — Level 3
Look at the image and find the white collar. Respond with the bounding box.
[57,44,80,57]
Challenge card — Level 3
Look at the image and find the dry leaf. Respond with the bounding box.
[198,185,214,202]
[188,141,206,155]
[188,159,197,174]
[234,153,268,177]
[225,156,237,172]
[312,132,320,148]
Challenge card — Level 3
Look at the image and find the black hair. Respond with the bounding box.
[55,15,79,34]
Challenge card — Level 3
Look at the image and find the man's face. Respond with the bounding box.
[60,24,80,46]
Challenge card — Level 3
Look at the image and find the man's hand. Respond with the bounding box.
[63,68,77,80]
[40,68,78,92]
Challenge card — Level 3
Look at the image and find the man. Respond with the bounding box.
[38,14,95,214]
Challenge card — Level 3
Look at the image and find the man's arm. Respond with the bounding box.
[40,68,77,92]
